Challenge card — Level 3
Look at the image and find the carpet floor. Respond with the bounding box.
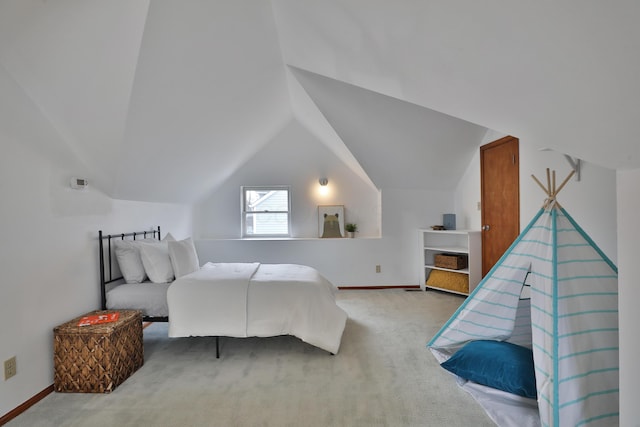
[7,289,495,427]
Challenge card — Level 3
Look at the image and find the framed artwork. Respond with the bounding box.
[318,205,345,238]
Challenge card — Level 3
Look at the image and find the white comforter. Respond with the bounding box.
[167,262,348,354]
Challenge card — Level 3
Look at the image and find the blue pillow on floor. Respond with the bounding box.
[440,340,537,399]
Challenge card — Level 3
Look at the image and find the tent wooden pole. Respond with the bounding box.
[532,174,549,195]
[532,168,575,209]
[555,170,576,195]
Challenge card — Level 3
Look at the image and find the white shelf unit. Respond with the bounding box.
[419,229,482,295]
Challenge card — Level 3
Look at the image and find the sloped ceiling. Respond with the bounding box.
[0,0,150,193]
[115,1,292,202]
[2,1,639,203]
[272,0,640,171]
[290,67,487,190]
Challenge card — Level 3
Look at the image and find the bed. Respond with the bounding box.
[98,228,347,355]
[99,227,168,321]
[167,262,347,355]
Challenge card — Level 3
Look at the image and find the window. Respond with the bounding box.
[242,186,291,237]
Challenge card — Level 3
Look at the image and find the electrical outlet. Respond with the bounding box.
[4,356,16,380]
[375,265,381,273]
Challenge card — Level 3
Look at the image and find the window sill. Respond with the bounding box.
[199,236,381,241]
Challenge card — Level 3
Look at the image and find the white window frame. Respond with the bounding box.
[241,186,291,238]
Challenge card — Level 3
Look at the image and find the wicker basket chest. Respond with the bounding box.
[53,310,143,393]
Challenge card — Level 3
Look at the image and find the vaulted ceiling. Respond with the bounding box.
[2,1,638,203]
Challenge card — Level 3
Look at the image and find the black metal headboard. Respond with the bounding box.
[98,226,161,312]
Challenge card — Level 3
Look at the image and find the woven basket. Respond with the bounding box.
[53,310,143,393]
[434,253,468,270]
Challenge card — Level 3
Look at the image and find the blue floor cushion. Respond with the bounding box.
[440,340,537,398]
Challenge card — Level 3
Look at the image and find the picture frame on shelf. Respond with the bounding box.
[318,205,345,238]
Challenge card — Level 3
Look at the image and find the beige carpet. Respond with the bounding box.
[8,290,495,427]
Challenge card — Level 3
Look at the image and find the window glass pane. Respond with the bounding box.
[242,186,290,237]
[245,190,289,212]
[244,213,289,235]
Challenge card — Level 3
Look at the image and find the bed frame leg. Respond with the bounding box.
[216,336,220,359]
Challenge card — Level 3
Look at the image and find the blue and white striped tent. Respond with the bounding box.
[428,172,619,426]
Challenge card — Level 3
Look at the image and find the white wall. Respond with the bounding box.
[518,142,617,263]
[195,119,381,239]
[0,131,192,418]
[196,187,452,287]
[194,119,454,286]
[455,129,507,230]
[617,169,640,426]
[456,133,617,263]
[195,118,619,288]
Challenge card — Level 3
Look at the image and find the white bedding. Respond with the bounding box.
[106,282,170,318]
[167,262,348,354]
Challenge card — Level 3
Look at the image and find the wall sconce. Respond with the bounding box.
[318,178,329,195]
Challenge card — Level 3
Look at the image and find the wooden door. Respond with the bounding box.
[480,136,520,276]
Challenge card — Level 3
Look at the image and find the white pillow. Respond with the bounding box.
[113,238,156,283]
[139,240,174,283]
[168,238,200,278]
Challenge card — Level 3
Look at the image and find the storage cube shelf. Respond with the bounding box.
[419,229,481,295]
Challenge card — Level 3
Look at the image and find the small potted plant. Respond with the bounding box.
[345,223,358,238]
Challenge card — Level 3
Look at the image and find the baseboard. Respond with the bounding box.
[337,285,421,290]
[0,384,53,426]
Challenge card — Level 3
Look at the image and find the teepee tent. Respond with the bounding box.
[428,170,619,426]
